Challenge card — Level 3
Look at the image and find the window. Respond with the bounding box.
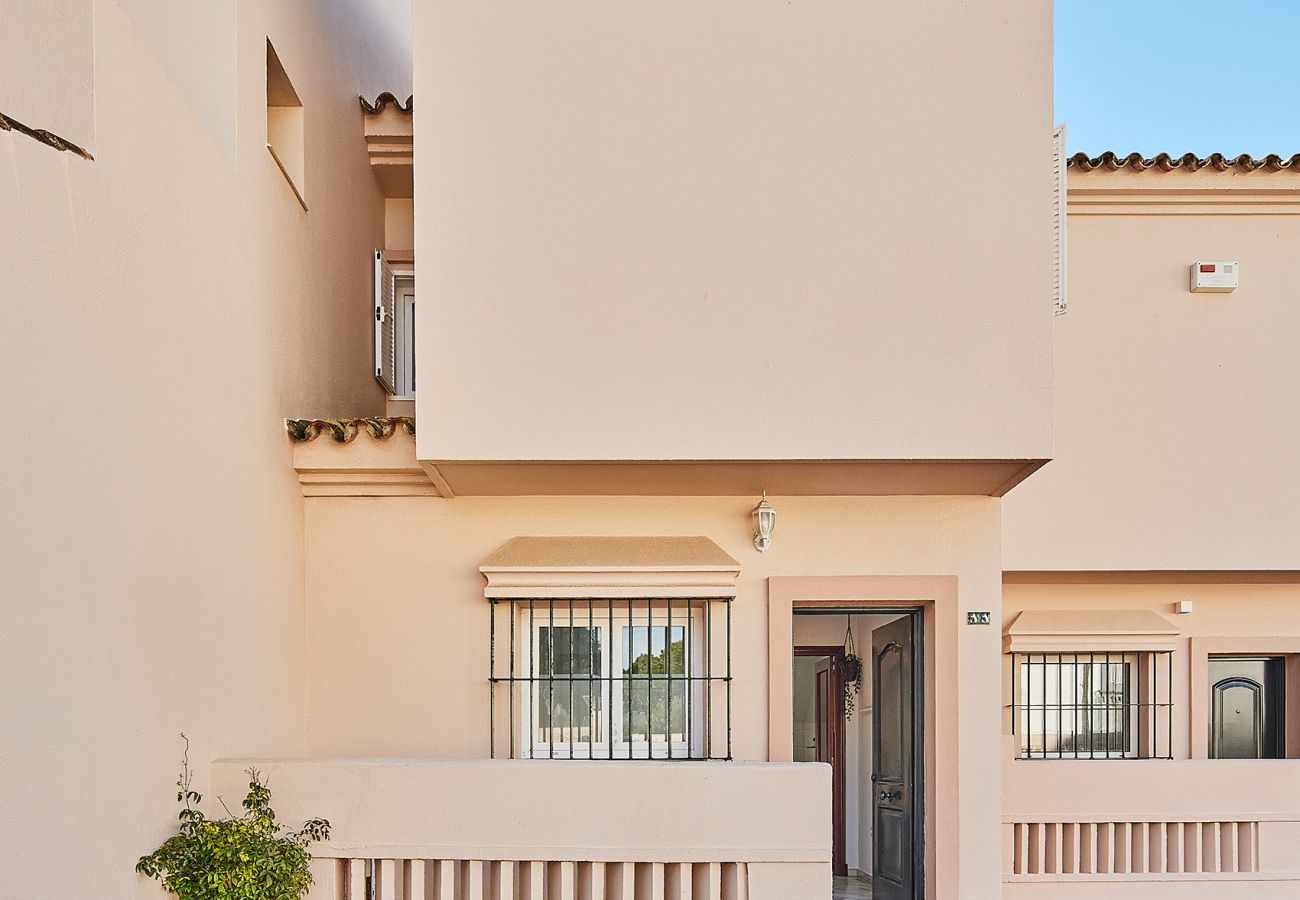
[1004,609,1178,760]
[481,536,740,761]
[266,40,305,207]
[393,275,415,397]
[1011,651,1172,760]
[1209,656,1285,759]
[490,598,732,760]
[374,252,415,397]
[530,613,690,753]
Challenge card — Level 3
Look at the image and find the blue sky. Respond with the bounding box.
[1056,1,1300,157]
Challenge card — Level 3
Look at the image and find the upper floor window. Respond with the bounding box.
[374,251,414,397]
[266,40,305,208]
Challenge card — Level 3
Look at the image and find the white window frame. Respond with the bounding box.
[374,254,415,397]
[1016,654,1139,760]
[518,604,706,760]
[392,273,415,399]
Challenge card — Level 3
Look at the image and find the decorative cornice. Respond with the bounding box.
[1066,154,1300,216]
[286,417,415,443]
[480,536,742,599]
[362,97,413,198]
[289,416,435,497]
[1003,609,1180,654]
[360,93,413,115]
[1068,191,1300,217]
[0,110,93,160]
[297,471,439,497]
[1069,152,1300,173]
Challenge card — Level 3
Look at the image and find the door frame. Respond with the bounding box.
[770,576,955,900]
[794,645,847,876]
[793,611,924,896]
[1189,636,1300,759]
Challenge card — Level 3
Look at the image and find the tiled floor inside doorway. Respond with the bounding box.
[831,875,873,899]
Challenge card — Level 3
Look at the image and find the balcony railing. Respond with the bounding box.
[211,758,831,900]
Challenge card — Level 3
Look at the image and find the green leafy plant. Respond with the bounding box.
[841,653,863,720]
[137,735,330,900]
[840,619,864,721]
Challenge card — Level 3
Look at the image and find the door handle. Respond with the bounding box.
[879,790,901,802]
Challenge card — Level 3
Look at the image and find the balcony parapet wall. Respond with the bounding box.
[1002,758,1300,890]
[211,758,831,899]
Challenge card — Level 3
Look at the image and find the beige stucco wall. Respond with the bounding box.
[302,489,1006,897]
[0,1,407,896]
[1003,171,1300,570]
[212,758,832,900]
[210,757,830,862]
[0,0,96,146]
[1002,580,1300,894]
[1004,579,1300,757]
[414,0,1055,465]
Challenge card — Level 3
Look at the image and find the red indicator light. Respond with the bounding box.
[1200,264,1216,273]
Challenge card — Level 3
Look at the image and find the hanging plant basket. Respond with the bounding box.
[840,619,863,720]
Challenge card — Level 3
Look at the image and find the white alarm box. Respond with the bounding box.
[1190,261,1238,293]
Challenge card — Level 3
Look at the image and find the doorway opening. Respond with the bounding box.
[793,608,923,900]
[1209,656,1286,759]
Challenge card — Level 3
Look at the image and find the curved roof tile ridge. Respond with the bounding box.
[286,416,415,443]
[1069,151,1300,172]
[359,92,413,115]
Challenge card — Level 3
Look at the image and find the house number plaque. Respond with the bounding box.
[966,611,992,625]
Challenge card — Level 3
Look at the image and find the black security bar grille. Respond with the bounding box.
[1010,651,1173,760]
[489,598,732,760]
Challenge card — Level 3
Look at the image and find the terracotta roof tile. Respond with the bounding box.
[360,93,412,115]
[1069,152,1300,173]
[286,417,415,443]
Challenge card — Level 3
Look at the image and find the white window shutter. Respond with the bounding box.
[1052,123,1068,316]
[373,250,397,393]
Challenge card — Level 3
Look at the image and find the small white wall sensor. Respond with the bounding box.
[1190,261,1238,293]
[1175,599,1194,615]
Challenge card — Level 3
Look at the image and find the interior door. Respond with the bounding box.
[872,617,915,900]
[814,656,846,876]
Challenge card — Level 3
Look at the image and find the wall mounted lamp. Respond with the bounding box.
[752,492,776,552]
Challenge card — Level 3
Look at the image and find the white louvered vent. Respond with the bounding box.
[1053,124,1068,316]
[374,249,397,393]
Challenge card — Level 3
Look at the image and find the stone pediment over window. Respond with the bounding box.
[1003,609,1180,653]
[479,536,740,599]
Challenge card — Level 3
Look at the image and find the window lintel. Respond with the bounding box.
[1004,609,1180,654]
[480,536,741,599]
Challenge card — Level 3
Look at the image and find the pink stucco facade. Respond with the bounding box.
[3,2,1298,900]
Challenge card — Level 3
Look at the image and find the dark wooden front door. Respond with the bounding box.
[814,655,847,876]
[872,617,915,900]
